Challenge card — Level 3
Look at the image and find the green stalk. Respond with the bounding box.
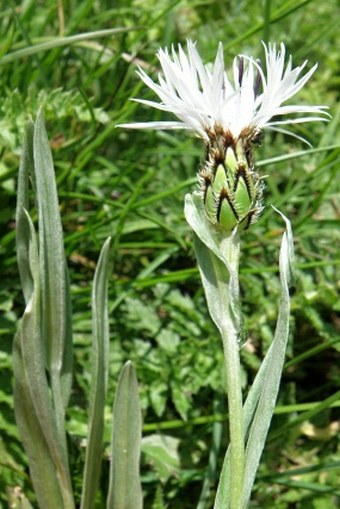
[221,324,244,509]
[218,235,244,509]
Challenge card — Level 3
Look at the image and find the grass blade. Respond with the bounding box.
[0,28,138,65]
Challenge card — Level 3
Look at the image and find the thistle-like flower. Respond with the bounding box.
[120,41,328,233]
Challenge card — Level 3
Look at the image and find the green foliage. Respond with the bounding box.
[13,113,143,509]
[14,115,74,508]
[107,361,143,509]
[0,0,339,508]
[0,88,109,152]
[142,434,180,483]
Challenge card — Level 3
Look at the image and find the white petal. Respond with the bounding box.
[265,126,312,146]
[119,40,327,140]
[117,121,191,130]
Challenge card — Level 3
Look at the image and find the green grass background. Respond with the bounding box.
[0,0,339,507]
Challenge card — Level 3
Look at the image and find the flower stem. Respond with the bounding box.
[219,234,244,509]
[221,324,244,509]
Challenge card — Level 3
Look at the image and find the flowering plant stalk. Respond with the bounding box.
[120,40,327,508]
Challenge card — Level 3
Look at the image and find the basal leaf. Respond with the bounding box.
[107,361,143,509]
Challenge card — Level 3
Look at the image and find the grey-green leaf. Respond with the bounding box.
[16,119,34,305]
[13,213,74,508]
[184,192,242,335]
[107,361,143,509]
[81,237,112,509]
[13,218,65,508]
[14,117,75,508]
[34,109,73,419]
[241,211,294,508]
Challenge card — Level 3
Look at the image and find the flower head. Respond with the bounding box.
[121,40,327,143]
[120,41,328,233]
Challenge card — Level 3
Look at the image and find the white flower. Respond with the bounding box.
[119,40,328,143]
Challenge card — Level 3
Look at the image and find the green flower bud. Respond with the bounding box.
[199,134,263,234]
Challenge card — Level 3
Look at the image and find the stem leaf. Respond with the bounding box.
[241,210,294,508]
[184,192,241,334]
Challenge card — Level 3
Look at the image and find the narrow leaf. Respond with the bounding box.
[0,28,138,65]
[184,192,242,334]
[184,192,231,265]
[193,234,230,333]
[16,119,34,305]
[241,211,294,508]
[14,118,75,508]
[214,212,294,508]
[34,109,72,425]
[81,237,112,509]
[107,361,143,509]
[14,334,65,508]
[13,213,65,508]
[213,452,231,509]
